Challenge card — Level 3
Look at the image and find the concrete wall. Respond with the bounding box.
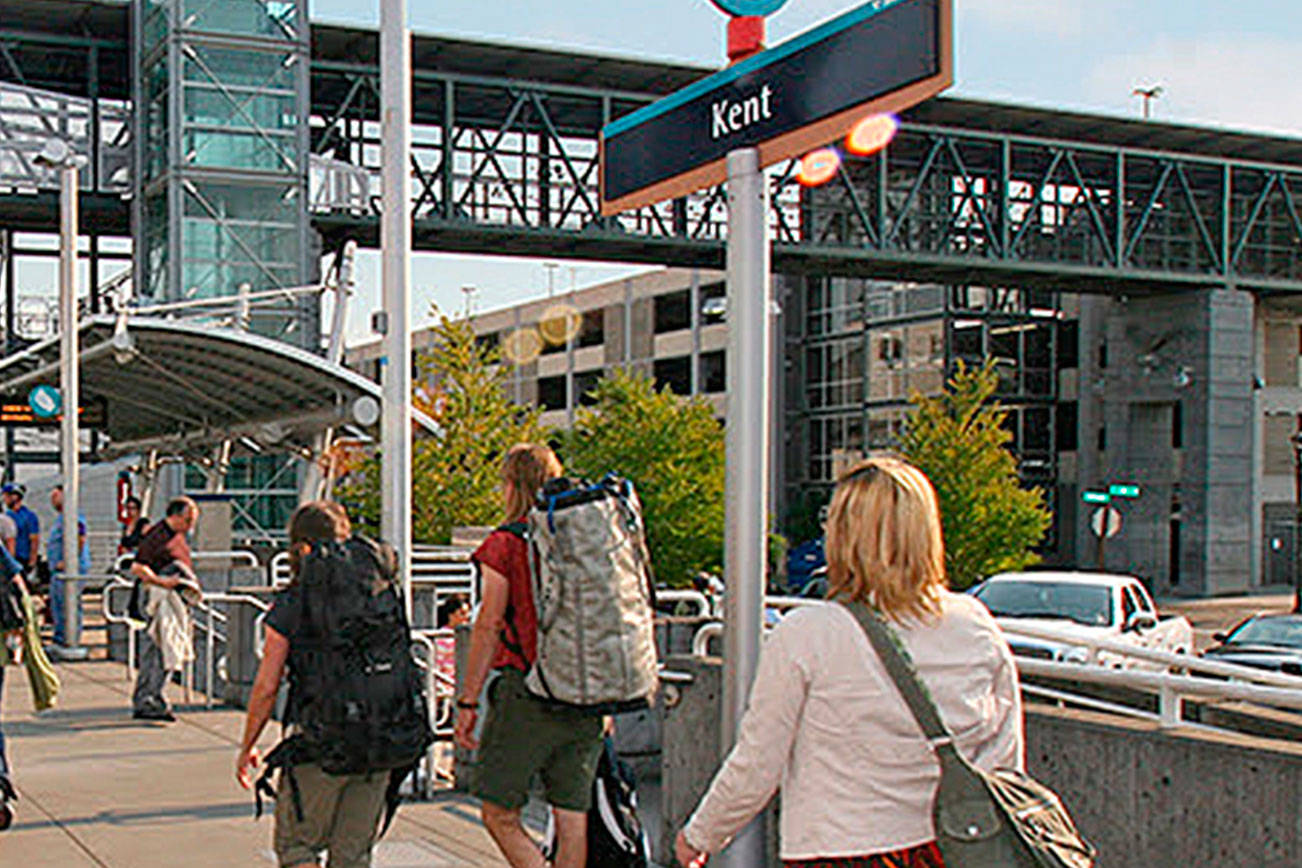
[1029,706,1302,867]
[662,659,1302,867]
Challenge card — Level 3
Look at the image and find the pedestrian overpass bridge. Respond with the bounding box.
[0,1,1296,295]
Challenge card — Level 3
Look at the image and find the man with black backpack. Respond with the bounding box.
[236,501,432,868]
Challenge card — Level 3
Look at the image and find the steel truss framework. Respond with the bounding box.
[307,63,1302,292]
[0,14,1295,294]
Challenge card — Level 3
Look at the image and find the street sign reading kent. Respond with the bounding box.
[1082,491,1112,505]
[1109,484,1141,499]
[600,0,953,214]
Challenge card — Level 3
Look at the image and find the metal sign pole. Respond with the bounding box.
[380,0,414,618]
[59,159,82,652]
[717,146,770,868]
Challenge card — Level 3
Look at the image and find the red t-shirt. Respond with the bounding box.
[472,528,536,673]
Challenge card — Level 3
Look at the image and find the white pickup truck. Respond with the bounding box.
[970,571,1194,668]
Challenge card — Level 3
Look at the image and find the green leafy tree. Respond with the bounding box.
[341,313,549,544]
[897,361,1052,590]
[563,369,725,588]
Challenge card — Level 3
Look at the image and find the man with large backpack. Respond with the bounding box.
[236,501,432,868]
[455,444,659,868]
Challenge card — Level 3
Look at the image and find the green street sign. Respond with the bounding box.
[1109,484,1141,499]
[1082,491,1112,505]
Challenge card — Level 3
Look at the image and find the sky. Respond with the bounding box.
[298,1,1302,344]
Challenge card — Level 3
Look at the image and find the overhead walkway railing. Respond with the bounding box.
[0,81,129,194]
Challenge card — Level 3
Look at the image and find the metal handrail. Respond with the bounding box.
[268,551,290,587]
[657,589,712,619]
[114,550,260,574]
[194,592,271,710]
[996,621,1302,687]
[1016,656,1302,727]
[693,621,723,657]
[101,577,140,681]
[408,627,457,800]
[102,577,270,708]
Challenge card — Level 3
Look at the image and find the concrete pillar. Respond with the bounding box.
[1190,288,1257,595]
[1081,288,1256,596]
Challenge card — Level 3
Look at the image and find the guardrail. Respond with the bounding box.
[409,627,457,800]
[113,550,261,575]
[687,602,1302,735]
[1016,656,1302,728]
[268,547,477,611]
[997,622,1302,687]
[693,621,723,657]
[102,576,270,709]
[656,589,712,619]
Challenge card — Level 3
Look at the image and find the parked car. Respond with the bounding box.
[970,571,1195,668]
[1202,614,1302,675]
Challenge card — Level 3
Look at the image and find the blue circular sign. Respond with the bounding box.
[707,0,789,17]
[28,384,62,419]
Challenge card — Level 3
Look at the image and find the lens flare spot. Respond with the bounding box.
[797,148,841,187]
[846,113,898,156]
[502,327,544,365]
[539,303,582,346]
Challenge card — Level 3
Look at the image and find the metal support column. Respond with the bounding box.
[58,157,84,653]
[717,147,770,868]
[301,241,356,502]
[380,0,414,619]
[3,230,14,482]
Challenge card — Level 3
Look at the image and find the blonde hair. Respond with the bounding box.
[825,455,947,622]
[501,443,563,522]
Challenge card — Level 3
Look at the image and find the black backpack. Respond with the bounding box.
[543,738,651,867]
[257,537,433,827]
[288,536,433,775]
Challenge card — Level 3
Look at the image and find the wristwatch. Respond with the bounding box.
[456,698,479,711]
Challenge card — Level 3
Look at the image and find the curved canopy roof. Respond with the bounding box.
[0,316,435,460]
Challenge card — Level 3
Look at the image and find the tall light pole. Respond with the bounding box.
[1132,85,1164,120]
[36,138,85,655]
[380,0,413,618]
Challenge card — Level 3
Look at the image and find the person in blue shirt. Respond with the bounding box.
[46,485,90,648]
[2,484,39,576]
[0,541,25,831]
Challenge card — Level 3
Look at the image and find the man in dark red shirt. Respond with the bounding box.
[129,497,199,721]
[453,445,603,868]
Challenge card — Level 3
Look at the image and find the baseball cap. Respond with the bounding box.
[0,483,18,496]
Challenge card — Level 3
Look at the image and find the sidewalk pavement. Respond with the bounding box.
[0,654,510,867]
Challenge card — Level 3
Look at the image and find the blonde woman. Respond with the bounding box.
[676,456,1024,868]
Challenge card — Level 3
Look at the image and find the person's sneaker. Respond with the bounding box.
[0,776,17,832]
[132,707,176,723]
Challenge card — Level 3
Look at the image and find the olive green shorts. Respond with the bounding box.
[274,762,388,868]
[472,667,604,812]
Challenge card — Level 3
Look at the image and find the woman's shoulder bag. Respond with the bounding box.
[839,600,1096,868]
